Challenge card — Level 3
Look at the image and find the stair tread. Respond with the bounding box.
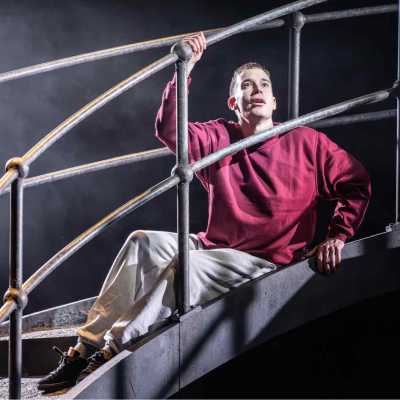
[0,378,70,399]
[0,326,79,341]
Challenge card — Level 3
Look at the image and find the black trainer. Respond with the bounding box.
[76,348,114,383]
[37,346,88,392]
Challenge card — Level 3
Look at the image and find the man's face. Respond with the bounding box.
[228,68,276,123]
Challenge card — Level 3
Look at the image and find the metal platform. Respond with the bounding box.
[0,229,399,398]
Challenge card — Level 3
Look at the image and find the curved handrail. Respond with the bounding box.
[0,109,394,198]
[0,53,176,197]
[0,147,172,196]
[0,22,286,86]
[0,84,394,324]
[0,5,396,85]
[192,87,394,172]
[0,0,327,198]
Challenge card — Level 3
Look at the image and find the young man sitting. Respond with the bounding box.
[37,32,371,393]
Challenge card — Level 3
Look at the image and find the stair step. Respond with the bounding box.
[0,326,78,341]
[0,326,79,377]
[0,378,69,399]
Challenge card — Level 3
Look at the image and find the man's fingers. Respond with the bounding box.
[184,32,206,54]
[316,249,324,273]
[322,246,330,274]
[200,32,207,49]
[186,38,200,54]
[334,246,341,269]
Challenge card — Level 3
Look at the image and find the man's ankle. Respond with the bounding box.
[74,342,98,359]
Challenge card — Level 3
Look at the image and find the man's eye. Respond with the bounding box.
[262,82,269,87]
[242,83,250,88]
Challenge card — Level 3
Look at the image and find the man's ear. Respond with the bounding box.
[227,96,237,111]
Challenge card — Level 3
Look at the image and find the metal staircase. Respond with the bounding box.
[1,229,400,398]
[0,0,399,398]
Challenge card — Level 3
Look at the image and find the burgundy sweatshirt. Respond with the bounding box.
[155,75,371,265]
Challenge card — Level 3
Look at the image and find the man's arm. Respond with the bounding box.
[307,131,372,274]
[155,32,211,163]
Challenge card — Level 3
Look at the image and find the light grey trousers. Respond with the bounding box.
[77,230,276,352]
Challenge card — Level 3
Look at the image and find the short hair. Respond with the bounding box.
[229,62,271,96]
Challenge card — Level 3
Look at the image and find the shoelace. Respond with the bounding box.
[47,346,70,377]
[83,351,107,374]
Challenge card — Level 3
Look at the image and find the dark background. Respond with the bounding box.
[0,0,398,397]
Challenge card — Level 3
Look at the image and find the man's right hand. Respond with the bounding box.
[181,32,207,75]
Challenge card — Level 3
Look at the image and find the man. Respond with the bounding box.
[37,32,371,392]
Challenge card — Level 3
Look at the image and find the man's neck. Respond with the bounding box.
[239,118,273,138]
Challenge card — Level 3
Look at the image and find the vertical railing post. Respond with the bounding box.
[396,0,400,225]
[172,42,193,315]
[288,12,305,119]
[4,158,29,400]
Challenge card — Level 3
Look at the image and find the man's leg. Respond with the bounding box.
[98,246,276,353]
[37,230,200,392]
[188,247,277,306]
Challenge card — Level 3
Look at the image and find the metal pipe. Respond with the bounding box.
[193,86,394,173]
[0,109,394,197]
[0,0,328,198]
[5,159,28,399]
[305,4,398,24]
[0,85,395,325]
[0,147,172,196]
[205,0,327,47]
[0,5,397,85]
[0,175,179,325]
[396,0,400,223]
[175,57,191,315]
[0,53,177,197]
[288,12,305,119]
[311,109,396,129]
[0,20,285,86]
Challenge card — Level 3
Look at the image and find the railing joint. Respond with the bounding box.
[3,288,28,311]
[287,11,306,31]
[171,165,194,183]
[171,41,193,62]
[5,158,29,179]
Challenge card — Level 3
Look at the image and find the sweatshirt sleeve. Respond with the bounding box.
[315,131,372,242]
[155,73,212,164]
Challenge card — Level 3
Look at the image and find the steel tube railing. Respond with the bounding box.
[0,53,177,198]
[4,159,28,399]
[8,178,23,399]
[0,85,395,326]
[0,5,396,86]
[396,0,400,223]
[311,109,396,129]
[0,21,285,86]
[0,0,328,199]
[0,148,172,196]
[0,2,397,397]
[288,12,305,119]
[193,87,394,173]
[0,110,393,198]
[175,56,191,314]
[0,175,178,325]
[305,4,397,23]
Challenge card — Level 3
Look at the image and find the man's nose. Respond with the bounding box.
[252,84,262,94]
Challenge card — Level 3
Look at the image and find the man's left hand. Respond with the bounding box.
[305,238,345,274]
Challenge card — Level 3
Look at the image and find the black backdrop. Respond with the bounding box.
[0,0,398,396]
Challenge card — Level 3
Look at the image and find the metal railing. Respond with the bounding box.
[0,1,398,398]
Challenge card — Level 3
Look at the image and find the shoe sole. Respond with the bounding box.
[37,380,75,392]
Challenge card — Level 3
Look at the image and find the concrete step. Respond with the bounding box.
[0,378,67,399]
